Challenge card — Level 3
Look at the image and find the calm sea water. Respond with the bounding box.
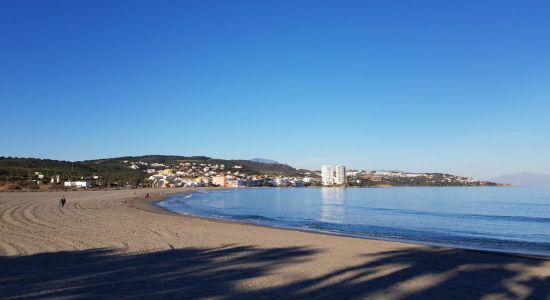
[158,187,550,256]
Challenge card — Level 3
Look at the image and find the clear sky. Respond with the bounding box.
[1,0,549,179]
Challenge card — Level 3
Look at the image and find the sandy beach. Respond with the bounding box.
[1,189,549,299]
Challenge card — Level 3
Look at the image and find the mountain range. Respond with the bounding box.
[488,172,550,186]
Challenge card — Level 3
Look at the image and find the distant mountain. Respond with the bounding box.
[488,172,550,186]
[249,158,279,164]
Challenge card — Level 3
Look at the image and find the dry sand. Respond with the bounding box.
[1,189,549,299]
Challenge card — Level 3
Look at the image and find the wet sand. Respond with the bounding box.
[1,189,549,299]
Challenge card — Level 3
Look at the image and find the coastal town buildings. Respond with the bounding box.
[19,158,491,190]
[0,156,498,190]
[226,179,246,188]
[321,165,348,186]
[212,175,226,187]
[113,158,493,189]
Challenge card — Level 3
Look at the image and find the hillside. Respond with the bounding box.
[0,155,297,182]
[0,156,500,189]
[249,158,279,164]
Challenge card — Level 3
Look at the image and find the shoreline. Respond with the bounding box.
[150,190,550,259]
[0,184,515,194]
[2,189,549,299]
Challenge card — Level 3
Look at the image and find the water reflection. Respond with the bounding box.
[321,188,346,223]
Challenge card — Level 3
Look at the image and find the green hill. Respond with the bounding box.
[0,155,297,182]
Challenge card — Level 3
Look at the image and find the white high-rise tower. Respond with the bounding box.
[335,165,347,185]
[321,165,334,186]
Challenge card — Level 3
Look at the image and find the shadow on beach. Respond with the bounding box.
[1,246,549,299]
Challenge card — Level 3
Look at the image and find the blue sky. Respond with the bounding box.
[1,0,549,178]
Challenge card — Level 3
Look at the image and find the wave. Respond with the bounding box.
[291,221,550,256]
[229,214,277,222]
[362,207,550,223]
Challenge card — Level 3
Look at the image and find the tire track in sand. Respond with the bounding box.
[1,202,32,230]
[0,200,84,252]
[22,202,57,230]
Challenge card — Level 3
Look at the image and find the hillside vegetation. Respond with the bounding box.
[0,155,297,182]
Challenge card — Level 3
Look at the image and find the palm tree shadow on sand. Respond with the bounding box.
[1,245,549,299]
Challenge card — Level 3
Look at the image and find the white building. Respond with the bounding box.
[64,181,90,188]
[212,175,227,187]
[271,177,289,187]
[321,165,334,186]
[345,170,360,177]
[335,165,347,185]
[51,175,61,183]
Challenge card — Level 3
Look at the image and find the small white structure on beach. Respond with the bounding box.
[51,175,61,183]
[64,181,90,188]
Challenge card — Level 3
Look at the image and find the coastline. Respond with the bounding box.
[151,190,550,259]
[0,183,513,194]
[1,189,549,299]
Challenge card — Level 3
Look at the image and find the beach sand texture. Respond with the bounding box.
[1,189,549,299]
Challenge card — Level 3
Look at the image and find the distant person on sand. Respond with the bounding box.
[146,193,149,198]
[59,196,66,208]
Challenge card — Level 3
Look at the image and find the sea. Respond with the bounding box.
[157,187,550,256]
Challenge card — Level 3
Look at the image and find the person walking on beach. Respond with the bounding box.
[146,193,149,198]
[59,196,66,208]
